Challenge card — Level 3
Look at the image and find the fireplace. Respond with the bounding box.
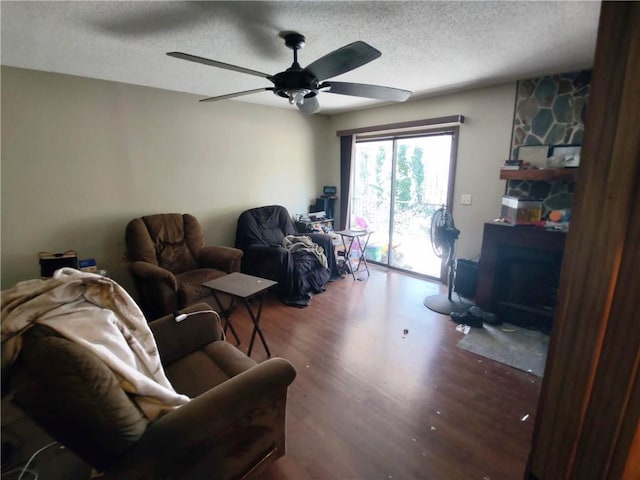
[475,222,566,332]
[494,245,562,332]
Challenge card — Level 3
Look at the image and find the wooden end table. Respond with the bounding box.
[203,272,277,357]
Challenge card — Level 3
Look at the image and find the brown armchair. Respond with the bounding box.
[125,213,243,319]
[11,303,297,480]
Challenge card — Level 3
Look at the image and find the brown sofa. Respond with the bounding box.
[11,303,297,479]
[125,213,243,319]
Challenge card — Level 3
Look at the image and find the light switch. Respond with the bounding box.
[461,194,472,205]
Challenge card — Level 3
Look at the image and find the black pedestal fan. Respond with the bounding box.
[423,206,469,315]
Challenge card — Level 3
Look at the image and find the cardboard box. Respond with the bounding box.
[79,258,97,273]
[501,196,542,225]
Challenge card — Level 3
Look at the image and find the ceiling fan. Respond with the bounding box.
[167,31,412,114]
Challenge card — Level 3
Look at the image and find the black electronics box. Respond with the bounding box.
[454,259,478,298]
[322,186,337,197]
[39,251,78,277]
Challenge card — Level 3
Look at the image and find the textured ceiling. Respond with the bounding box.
[0,1,601,115]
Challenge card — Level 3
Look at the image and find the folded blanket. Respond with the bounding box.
[282,235,328,269]
[1,268,189,420]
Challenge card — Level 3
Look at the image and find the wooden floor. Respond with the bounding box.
[229,267,542,480]
[2,267,541,479]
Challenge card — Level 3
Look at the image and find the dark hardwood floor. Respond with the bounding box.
[2,267,541,479]
[230,267,542,480]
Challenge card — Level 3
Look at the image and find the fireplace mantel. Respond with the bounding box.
[475,222,567,326]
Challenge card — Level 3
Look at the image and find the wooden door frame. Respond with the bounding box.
[526,2,640,478]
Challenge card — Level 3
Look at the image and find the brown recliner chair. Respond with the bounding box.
[125,213,243,319]
[11,303,297,480]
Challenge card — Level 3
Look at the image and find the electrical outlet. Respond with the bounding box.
[461,194,472,205]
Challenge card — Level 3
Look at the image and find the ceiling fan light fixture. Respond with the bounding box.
[287,88,310,105]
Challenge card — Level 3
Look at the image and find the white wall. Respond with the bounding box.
[1,67,329,291]
[326,83,517,262]
[1,66,516,294]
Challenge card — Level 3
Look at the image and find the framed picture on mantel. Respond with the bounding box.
[517,145,550,168]
[552,144,581,167]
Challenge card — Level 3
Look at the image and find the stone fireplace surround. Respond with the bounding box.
[470,71,591,328]
[507,70,590,217]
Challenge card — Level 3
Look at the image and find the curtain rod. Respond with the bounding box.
[336,115,464,137]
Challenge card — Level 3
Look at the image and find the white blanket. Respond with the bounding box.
[282,235,328,268]
[1,268,189,420]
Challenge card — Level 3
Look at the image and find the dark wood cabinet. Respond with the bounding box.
[475,222,566,330]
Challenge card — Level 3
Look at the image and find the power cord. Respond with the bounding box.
[456,291,474,307]
[19,441,58,480]
[174,310,225,341]
[1,440,59,480]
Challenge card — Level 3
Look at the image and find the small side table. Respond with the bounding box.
[203,272,277,357]
[335,229,373,280]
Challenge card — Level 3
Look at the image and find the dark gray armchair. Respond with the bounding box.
[235,205,340,307]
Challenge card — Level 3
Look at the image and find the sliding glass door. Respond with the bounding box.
[349,129,457,279]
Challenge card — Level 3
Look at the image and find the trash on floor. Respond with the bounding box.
[456,324,471,335]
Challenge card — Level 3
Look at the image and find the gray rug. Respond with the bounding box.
[457,323,550,377]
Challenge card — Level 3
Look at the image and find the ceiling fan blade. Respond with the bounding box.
[167,52,272,79]
[200,88,274,103]
[296,96,320,115]
[324,81,412,102]
[305,41,381,81]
